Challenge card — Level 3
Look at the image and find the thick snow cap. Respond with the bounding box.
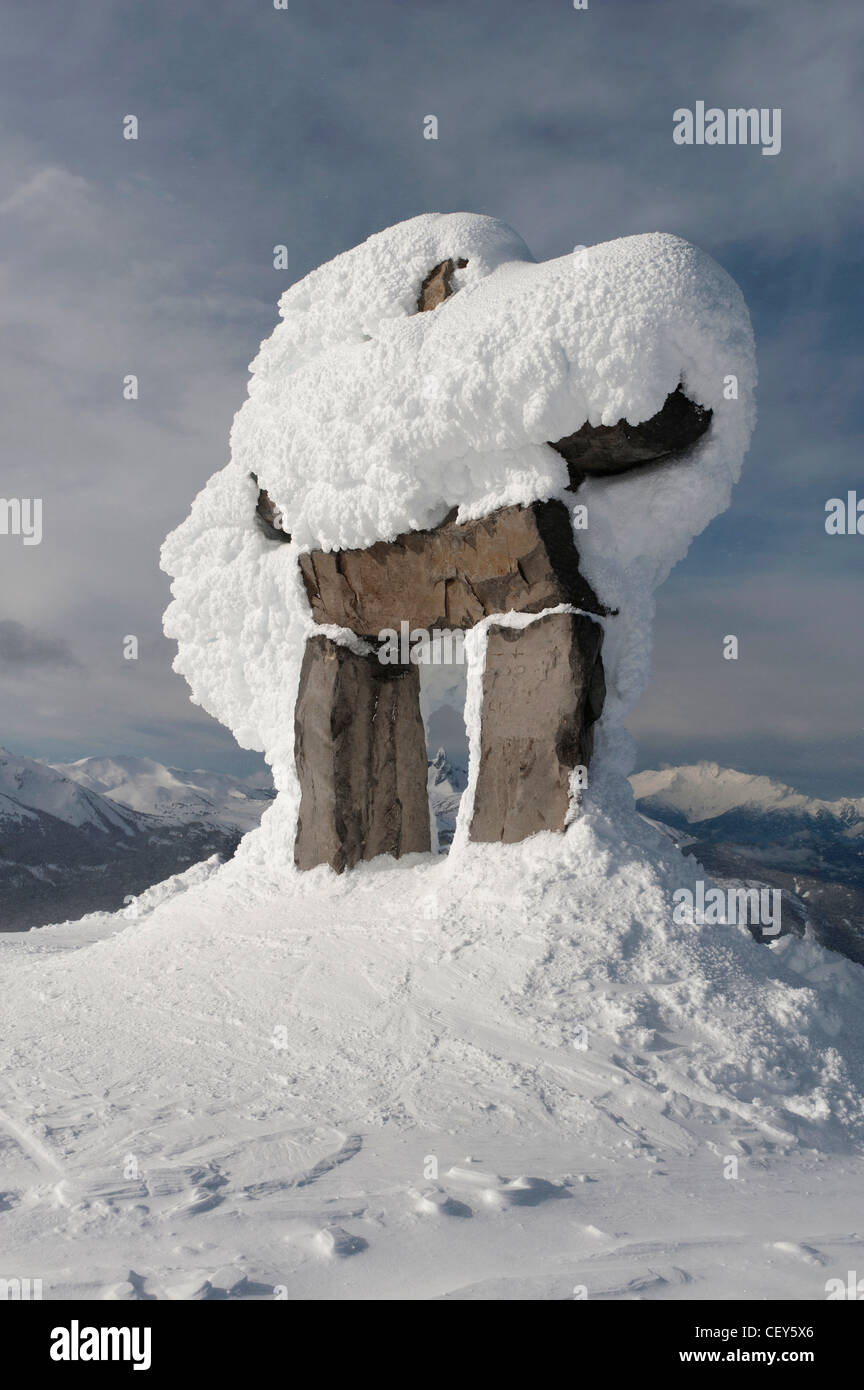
[161,212,756,844]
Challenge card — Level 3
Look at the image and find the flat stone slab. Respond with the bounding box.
[298,499,606,638]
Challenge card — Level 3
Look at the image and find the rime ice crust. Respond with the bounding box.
[161,213,755,850]
[228,220,754,557]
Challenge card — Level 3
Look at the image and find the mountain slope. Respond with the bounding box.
[632,762,864,963]
[0,748,139,836]
[427,748,468,849]
[631,762,864,875]
[632,761,864,834]
[0,748,271,931]
[55,755,273,832]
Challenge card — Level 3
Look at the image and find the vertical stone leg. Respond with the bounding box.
[469,612,605,844]
[294,635,431,872]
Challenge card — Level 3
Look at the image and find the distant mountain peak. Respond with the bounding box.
[53,754,274,832]
[0,746,138,835]
[631,761,864,827]
[428,748,468,795]
[0,747,274,932]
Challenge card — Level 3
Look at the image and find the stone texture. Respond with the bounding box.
[550,385,712,488]
[250,473,291,543]
[469,612,605,844]
[417,257,468,312]
[298,499,607,637]
[294,634,431,872]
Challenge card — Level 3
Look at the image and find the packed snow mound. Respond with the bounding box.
[633,763,864,827]
[6,773,864,1153]
[4,798,864,1298]
[161,213,756,855]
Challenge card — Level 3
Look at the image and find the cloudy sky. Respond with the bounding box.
[1,0,861,796]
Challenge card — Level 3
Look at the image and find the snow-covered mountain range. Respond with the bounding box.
[632,762,864,963]
[632,762,864,844]
[1,743,473,931]
[0,748,274,931]
[427,747,469,849]
[4,749,863,960]
[433,755,864,961]
[55,754,273,831]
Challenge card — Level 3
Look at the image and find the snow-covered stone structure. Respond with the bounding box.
[162,214,756,874]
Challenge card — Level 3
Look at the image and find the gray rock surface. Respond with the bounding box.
[298,499,607,637]
[550,385,712,487]
[294,634,431,872]
[469,612,605,844]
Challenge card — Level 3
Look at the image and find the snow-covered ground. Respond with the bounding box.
[2,773,863,1301]
[3,216,857,1302]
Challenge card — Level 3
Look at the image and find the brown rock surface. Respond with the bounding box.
[417,257,468,312]
[250,473,291,543]
[294,634,431,872]
[298,499,607,637]
[550,385,712,487]
[469,611,605,844]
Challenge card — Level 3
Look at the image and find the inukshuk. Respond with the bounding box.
[162,214,754,882]
[255,263,712,872]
